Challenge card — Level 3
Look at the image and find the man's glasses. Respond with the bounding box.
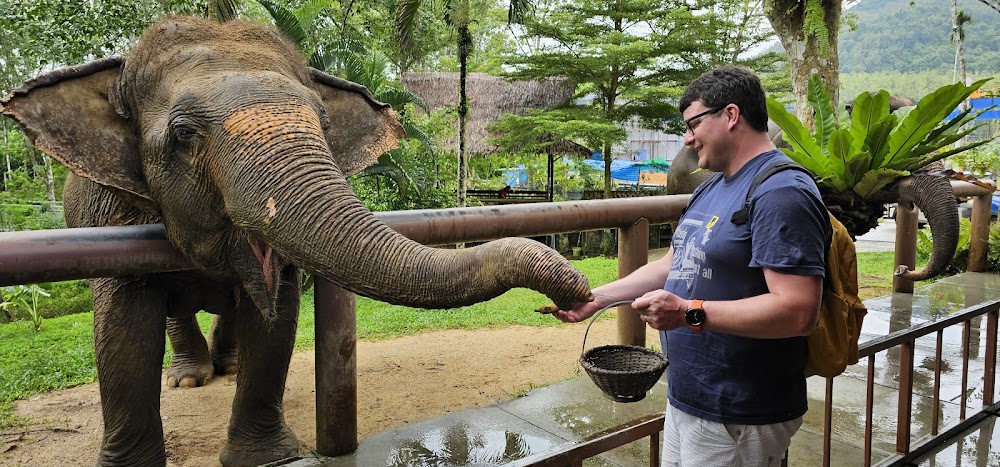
[683,106,726,133]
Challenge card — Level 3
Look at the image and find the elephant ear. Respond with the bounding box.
[1,57,155,213]
[310,69,404,177]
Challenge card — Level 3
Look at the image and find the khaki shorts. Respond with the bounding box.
[662,401,801,467]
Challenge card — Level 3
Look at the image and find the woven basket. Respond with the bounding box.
[581,303,668,403]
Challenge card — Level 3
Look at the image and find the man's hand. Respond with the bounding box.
[632,290,688,331]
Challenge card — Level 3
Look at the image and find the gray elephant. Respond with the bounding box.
[666,101,958,282]
[1,17,591,467]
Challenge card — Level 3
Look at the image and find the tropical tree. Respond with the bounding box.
[764,0,846,129]
[396,0,529,207]
[950,1,972,93]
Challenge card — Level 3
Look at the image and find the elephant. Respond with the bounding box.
[0,16,592,467]
[666,98,958,282]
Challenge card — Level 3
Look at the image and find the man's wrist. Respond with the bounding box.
[685,299,706,332]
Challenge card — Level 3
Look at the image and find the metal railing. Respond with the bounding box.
[0,182,994,465]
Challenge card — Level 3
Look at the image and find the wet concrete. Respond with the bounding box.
[268,272,1000,467]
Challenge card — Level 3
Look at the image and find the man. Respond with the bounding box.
[554,66,830,466]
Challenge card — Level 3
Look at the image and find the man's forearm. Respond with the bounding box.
[593,249,673,303]
[698,272,822,338]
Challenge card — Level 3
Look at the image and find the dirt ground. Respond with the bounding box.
[0,320,661,467]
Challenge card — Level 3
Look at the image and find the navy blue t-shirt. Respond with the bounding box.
[662,149,829,425]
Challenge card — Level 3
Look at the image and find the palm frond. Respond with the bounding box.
[853,168,909,199]
[396,0,423,58]
[294,0,331,31]
[508,0,532,23]
[209,0,240,21]
[254,0,309,48]
[377,87,428,113]
[402,118,434,153]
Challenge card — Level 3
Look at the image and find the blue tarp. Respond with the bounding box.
[579,159,670,182]
[502,164,529,187]
[945,97,1000,120]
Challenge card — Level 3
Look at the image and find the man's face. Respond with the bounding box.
[681,101,730,171]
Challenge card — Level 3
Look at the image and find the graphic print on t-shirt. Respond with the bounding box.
[671,217,713,290]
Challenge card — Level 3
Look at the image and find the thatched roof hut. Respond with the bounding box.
[401,72,590,156]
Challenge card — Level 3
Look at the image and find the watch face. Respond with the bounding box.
[685,307,706,326]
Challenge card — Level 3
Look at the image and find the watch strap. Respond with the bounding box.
[688,299,705,332]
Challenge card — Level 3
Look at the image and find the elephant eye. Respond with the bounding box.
[173,124,200,141]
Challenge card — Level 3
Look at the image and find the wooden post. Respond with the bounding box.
[315,280,358,456]
[893,204,918,293]
[968,192,991,272]
[618,218,649,346]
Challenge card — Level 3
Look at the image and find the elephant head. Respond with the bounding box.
[667,112,958,281]
[1,17,591,314]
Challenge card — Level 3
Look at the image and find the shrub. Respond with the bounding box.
[917,217,971,275]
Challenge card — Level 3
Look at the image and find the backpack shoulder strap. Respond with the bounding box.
[730,160,811,225]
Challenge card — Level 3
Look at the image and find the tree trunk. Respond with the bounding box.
[602,142,612,198]
[457,24,470,208]
[2,120,9,191]
[25,145,39,178]
[43,154,56,213]
[952,0,968,106]
[765,0,841,130]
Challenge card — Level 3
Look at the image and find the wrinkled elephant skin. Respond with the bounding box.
[0,17,591,467]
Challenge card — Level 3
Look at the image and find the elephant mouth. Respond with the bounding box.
[229,230,288,320]
[247,233,276,292]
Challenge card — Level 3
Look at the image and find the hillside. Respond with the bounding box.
[839,0,1000,74]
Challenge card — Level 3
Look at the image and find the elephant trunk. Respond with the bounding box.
[874,174,959,281]
[220,120,591,310]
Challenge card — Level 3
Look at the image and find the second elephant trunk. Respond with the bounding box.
[874,174,959,281]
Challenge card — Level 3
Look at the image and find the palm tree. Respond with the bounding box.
[396,0,531,207]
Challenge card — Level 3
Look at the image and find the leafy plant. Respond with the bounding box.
[766,74,994,200]
[1,284,50,331]
[917,217,972,275]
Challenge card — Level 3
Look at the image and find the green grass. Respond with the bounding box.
[0,253,902,429]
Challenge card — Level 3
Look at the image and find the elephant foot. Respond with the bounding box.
[165,358,214,388]
[219,426,299,467]
[212,349,239,375]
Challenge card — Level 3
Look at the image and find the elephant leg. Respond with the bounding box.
[209,314,239,375]
[165,315,214,388]
[219,271,300,467]
[92,277,168,466]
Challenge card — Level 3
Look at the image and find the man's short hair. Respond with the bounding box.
[679,66,769,133]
